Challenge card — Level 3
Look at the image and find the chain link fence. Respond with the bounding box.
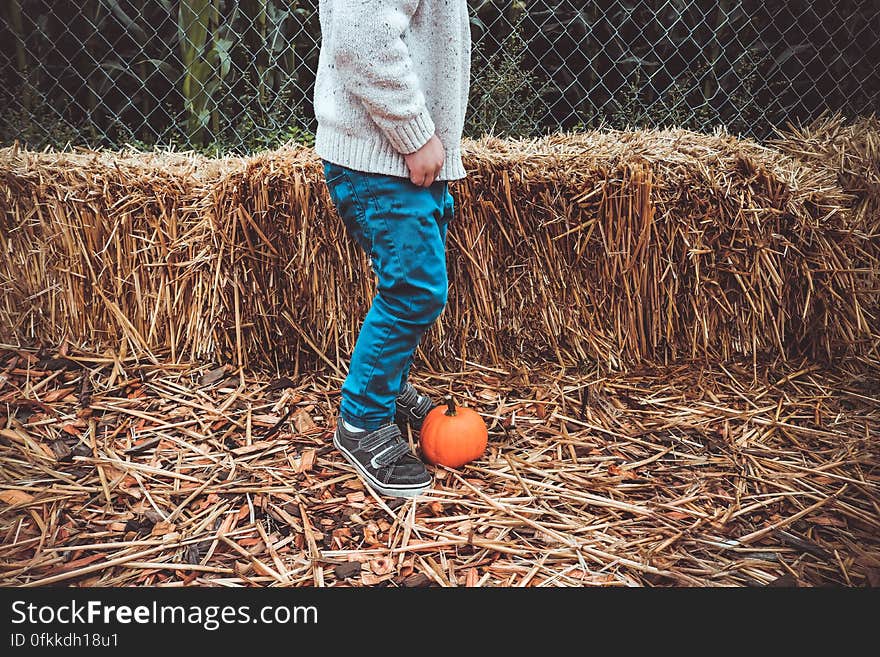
[2,1,878,153]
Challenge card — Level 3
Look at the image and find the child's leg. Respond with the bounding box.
[323,161,450,431]
[399,181,454,387]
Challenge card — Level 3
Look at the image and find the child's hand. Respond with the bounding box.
[404,134,445,187]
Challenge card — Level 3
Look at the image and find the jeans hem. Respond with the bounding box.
[338,410,395,432]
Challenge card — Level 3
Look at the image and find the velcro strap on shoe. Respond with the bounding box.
[372,442,411,467]
[358,424,402,453]
[398,383,432,419]
[397,382,420,406]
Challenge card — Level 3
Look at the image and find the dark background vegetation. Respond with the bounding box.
[1,0,878,153]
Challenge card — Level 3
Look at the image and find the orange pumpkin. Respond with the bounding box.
[419,396,488,468]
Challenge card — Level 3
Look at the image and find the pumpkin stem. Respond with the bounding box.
[443,395,456,416]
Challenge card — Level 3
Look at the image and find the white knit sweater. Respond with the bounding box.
[313,0,471,180]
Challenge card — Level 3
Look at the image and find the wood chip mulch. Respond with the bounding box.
[1,346,877,587]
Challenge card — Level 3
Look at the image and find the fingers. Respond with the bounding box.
[406,155,445,187]
[403,134,446,187]
[410,167,440,188]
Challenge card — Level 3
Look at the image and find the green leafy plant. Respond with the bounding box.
[466,16,554,138]
[178,0,240,144]
[0,0,318,152]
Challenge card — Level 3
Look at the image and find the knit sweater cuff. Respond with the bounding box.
[383,108,436,154]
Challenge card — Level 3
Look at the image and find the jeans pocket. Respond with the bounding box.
[322,159,347,185]
[323,163,373,257]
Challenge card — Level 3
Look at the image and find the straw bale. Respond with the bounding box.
[1,127,876,372]
[772,113,880,354]
[773,113,880,225]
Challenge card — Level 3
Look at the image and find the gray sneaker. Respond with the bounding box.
[395,382,435,430]
[333,418,431,498]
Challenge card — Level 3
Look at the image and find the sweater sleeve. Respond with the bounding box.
[331,0,435,154]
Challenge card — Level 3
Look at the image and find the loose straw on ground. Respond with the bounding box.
[0,345,876,587]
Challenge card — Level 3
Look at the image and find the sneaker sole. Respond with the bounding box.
[333,429,431,499]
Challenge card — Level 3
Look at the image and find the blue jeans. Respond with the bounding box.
[322,159,454,431]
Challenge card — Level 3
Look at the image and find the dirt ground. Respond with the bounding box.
[1,346,877,587]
